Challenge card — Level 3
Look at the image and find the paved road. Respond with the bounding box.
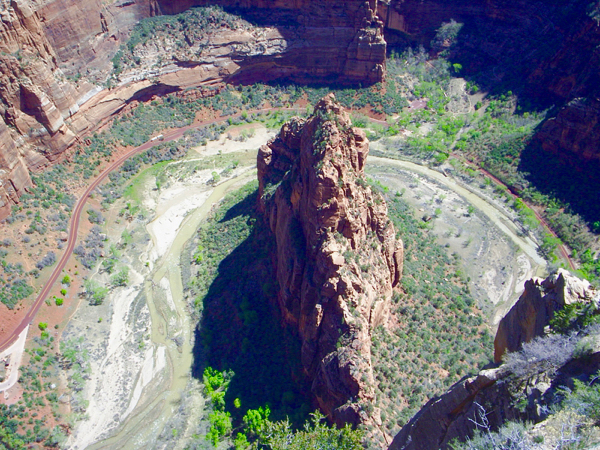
[0,108,304,355]
[0,105,573,355]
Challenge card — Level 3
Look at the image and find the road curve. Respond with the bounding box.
[0,107,305,354]
[0,105,571,353]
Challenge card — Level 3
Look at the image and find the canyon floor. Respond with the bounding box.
[61,125,273,449]
[52,120,548,449]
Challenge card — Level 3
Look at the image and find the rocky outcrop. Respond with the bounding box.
[389,367,513,450]
[257,94,403,427]
[494,269,597,363]
[390,270,600,450]
[390,347,600,450]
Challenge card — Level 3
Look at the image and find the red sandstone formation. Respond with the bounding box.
[1,0,599,220]
[257,94,403,427]
[0,0,386,219]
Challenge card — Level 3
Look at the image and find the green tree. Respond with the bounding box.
[257,412,363,450]
[243,405,270,437]
[207,411,232,446]
[84,280,109,305]
[110,267,129,287]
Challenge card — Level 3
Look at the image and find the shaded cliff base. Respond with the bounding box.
[188,182,314,427]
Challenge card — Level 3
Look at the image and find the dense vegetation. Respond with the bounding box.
[198,366,363,449]
[369,187,492,441]
[0,334,66,448]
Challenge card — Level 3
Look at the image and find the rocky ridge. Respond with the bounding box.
[495,268,598,363]
[257,94,403,428]
[389,269,600,450]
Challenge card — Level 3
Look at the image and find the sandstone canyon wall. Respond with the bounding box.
[257,94,403,427]
[2,0,600,220]
[0,0,386,219]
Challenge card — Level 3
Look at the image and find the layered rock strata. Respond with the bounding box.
[0,0,386,219]
[257,94,403,426]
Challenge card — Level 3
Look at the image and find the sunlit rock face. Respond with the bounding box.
[0,0,387,219]
[258,94,403,428]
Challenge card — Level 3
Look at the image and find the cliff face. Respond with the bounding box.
[536,96,600,172]
[257,94,403,427]
[0,0,386,219]
[157,0,387,85]
[390,270,600,450]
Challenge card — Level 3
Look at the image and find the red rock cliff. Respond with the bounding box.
[494,269,597,363]
[257,94,403,427]
[0,0,386,219]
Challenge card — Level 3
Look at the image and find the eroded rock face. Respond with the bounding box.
[390,348,600,450]
[536,96,600,169]
[390,270,600,450]
[257,94,403,427]
[0,0,386,219]
[494,269,597,363]
[388,367,513,450]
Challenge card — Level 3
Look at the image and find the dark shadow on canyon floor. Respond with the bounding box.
[385,0,598,110]
[519,139,600,230]
[191,189,312,425]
